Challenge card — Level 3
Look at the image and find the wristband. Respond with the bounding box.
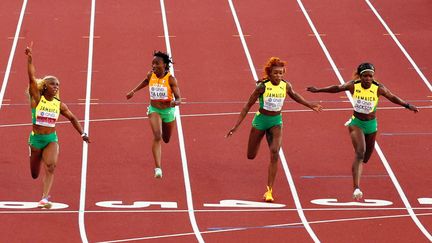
[403,103,410,109]
[81,133,87,138]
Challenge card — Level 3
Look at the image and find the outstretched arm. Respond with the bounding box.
[126,71,152,99]
[307,80,353,93]
[169,76,181,107]
[379,84,419,112]
[226,84,263,137]
[288,83,322,112]
[60,103,90,143]
[25,42,40,102]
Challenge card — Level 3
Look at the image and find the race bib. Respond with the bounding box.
[263,97,284,111]
[354,99,375,114]
[35,110,57,127]
[150,85,168,100]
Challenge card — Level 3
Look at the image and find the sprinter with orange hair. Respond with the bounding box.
[227,57,322,202]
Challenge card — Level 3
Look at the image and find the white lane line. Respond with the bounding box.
[1,105,431,129]
[97,231,196,243]
[226,1,258,81]
[2,98,429,106]
[0,0,28,110]
[94,211,432,242]
[78,0,96,242]
[159,1,204,242]
[279,152,320,242]
[365,0,432,92]
[1,206,432,214]
[297,0,432,241]
[227,1,320,242]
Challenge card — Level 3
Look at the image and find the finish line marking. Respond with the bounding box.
[2,197,431,212]
[94,211,432,243]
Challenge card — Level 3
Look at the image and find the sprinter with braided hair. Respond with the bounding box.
[126,51,181,178]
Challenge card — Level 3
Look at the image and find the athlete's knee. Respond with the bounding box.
[363,153,372,163]
[354,150,365,161]
[46,163,56,174]
[270,146,280,156]
[31,170,39,179]
[162,135,170,143]
[153,132,162,142]
[30,158,41,179]
[247,152,256,160]
[363,148,374,163]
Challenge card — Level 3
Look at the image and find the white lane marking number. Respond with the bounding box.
[204,199,286,208]
[96,201,178,209]
[311,198,393,206]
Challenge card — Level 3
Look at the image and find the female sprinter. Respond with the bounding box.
[25,43,90,209]
[226,57,322,202]
[126,51,181,179]
[307,62,419,200]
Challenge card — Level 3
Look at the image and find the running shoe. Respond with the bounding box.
[352,188,363,200]
[37,196,52,209]
[263,186,274,202]
[154,168,163,178]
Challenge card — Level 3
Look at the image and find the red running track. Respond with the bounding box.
[0,0,431,242]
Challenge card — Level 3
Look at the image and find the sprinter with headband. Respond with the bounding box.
[307,62,418,200]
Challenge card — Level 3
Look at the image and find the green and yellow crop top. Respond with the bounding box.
[352,80,379,114]
[32,95,61,127]
[259,80,287,112]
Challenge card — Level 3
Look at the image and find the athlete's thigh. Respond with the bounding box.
[29,146,43,175]
[266,125,283,151]
[42,142,59,166]
[162,120,175,142]
[348,125,366,153]
[148,112,163,137]
[162,120,175,137]
[363,132,377,161]
[247,127,266,157]
[30,146,43,163]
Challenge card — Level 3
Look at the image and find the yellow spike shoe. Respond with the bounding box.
[263,186,274,202]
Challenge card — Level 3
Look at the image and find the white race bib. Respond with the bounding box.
[150,85,168,100]
[263,97,284,111]
[35,110,57,127]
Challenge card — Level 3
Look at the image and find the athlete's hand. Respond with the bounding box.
[306,86,319,93]
[311,103,323,112]
[126,90,135,99]
[225,127,236,138]
[170,99,181,107]
[81,133,91,143]
[25,41,33,58]
[407,104,419,113]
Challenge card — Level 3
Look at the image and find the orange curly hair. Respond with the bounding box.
[262,57,286,80]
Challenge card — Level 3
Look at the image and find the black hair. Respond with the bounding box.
[153,51,173,71]
[356,62,375,75]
